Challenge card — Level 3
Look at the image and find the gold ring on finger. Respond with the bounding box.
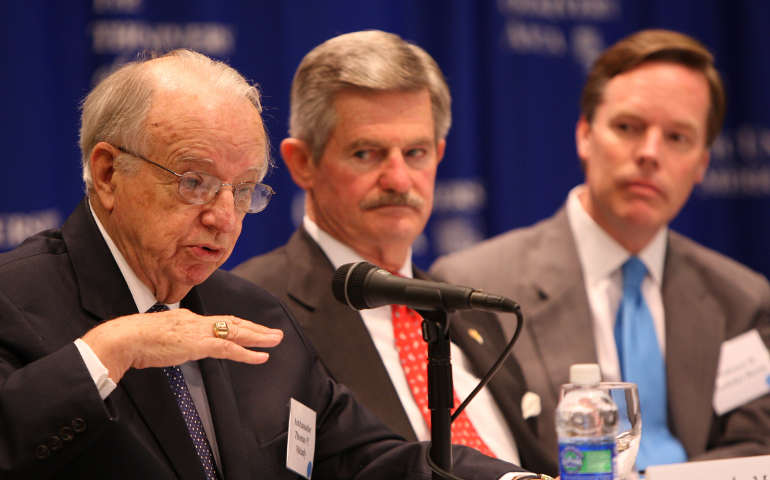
[213,320,229,339]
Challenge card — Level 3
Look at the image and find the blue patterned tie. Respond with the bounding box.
[614,258,687,470]
[146,303,218,480]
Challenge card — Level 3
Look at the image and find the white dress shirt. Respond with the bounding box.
[304,216,521,464]
[565,185,668,381]
[74,202,222,469]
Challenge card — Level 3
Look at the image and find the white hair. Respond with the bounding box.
[79,49,266,192]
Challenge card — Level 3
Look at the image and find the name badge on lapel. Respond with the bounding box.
[713,329,770,415]
[286,398,316,479]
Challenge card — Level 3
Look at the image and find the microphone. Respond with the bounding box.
[332,261,519,313]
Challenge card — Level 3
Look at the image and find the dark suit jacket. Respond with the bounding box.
[232,227,558,476]
[430,207,770,462]
[0,200,520,479]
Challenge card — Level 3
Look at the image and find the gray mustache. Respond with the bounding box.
[360,192,424,210]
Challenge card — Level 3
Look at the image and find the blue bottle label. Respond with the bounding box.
[558,441,615,480]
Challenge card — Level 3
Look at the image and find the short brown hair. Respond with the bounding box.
[580,29,725,146]
[288,30,451,161]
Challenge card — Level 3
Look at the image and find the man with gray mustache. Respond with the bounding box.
[233,30,558,477]
[359,191,424,211]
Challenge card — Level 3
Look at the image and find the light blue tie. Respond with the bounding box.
[614,257,687,470]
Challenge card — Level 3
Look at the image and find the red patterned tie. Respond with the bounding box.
[391,304,496,457]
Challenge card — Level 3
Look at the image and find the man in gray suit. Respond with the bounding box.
[431,29,770,469]
[234,30,557,477]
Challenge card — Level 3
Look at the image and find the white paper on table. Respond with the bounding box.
[645,454,770,480]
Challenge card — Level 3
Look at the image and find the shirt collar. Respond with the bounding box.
[566,185,667,285]
[89,200,179,312]
[302,215,413,278]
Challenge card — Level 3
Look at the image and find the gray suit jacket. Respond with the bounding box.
[430,207,770,462]
[232,227,559,476]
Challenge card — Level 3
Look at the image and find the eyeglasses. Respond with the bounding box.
[114,145,274,214]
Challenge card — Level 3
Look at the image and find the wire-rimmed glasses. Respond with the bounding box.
[114,145,274,213]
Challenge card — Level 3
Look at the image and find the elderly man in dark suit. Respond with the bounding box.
[0,49,528,479]
[233,30,557,478]
[431,29,770,471]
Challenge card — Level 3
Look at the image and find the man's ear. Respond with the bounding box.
[575,116,592,171]
[281,138,316,190]
[89,142,120,211]
[693,149,710,184]
[436,139,446,165]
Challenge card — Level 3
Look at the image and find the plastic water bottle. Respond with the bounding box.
[556,364,618,480]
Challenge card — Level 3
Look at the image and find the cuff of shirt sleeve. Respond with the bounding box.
[74,338,118,400]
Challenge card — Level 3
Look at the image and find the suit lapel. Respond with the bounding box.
[520,275,596,457]
[418,267,532,430]
[526,286,597,397]
[63,199,139,326]
[63,199,210,480]
[496,209,597,456]
[282,229,417,440]
[119,370,207,479]
[519,209,598,399]
[449,307,558,473]
[662,234,724,455]
[197,358,252,480]
[185,289,253,480]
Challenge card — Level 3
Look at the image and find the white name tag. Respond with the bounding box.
[286,398,316,479]
[645,454,770,480]
[713,329,770,415]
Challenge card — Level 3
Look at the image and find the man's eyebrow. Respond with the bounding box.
[346,139,385,151]
[609,111,644,122]
[667,120,698,134]
[404,136,434,147]
[173,156,215,169]
[237,166,263,181]
[173,155,268,183]
[346,137,435,151]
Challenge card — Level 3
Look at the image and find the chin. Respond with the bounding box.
[620,210,667,231]
[376,222,419,239]
[181,264,219,286]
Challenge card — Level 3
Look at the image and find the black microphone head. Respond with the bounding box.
[332,261,379,309]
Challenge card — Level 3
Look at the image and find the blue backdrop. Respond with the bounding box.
[2,1,769,278]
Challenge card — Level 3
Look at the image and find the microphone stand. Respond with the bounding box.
[416,308,453,479]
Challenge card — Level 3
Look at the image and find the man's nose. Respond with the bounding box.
[378,150,412,192]
[201,187,238,233]
[637,128,662,166]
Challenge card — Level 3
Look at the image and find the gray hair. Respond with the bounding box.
[289,30,451,161]
[79,49,266,192]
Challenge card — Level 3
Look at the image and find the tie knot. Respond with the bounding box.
[391,304,422,323]
[621,256,647,291]
[146,303,170,313]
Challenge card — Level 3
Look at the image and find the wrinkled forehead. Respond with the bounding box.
[144,87,268,178]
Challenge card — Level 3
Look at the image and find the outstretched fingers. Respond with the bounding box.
[213,316,284,347]
[203,316,284,365]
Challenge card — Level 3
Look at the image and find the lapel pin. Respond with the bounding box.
[468,328,484,345]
